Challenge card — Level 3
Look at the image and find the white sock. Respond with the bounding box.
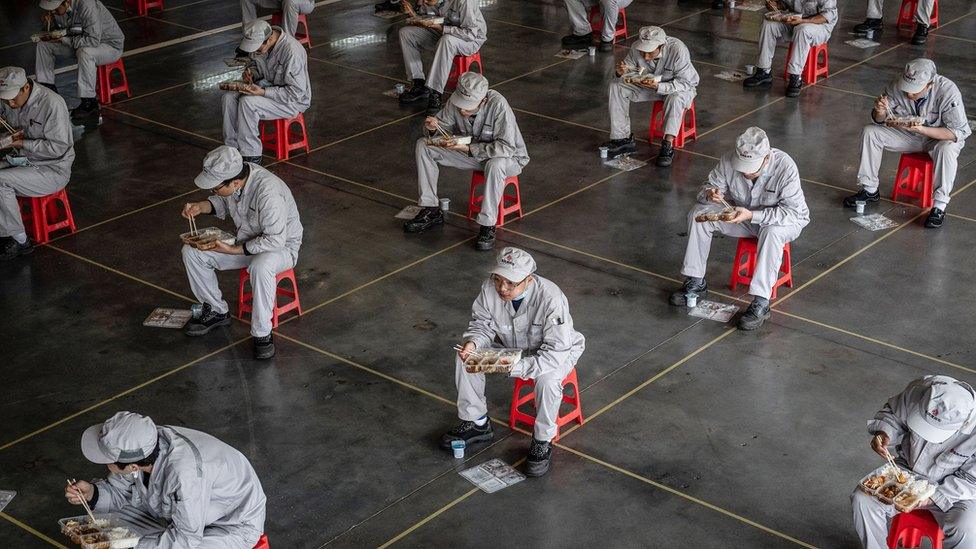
[12,232,27,244]
[473,416,487,427]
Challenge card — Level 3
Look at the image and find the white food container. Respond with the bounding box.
[179,227,236,250]
[464,348,523,373]
[59,515,140,549]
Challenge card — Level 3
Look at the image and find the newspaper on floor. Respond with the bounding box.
[846,38,880,49]
[143,308,193,329]
[715,70,747,83]
[395,204,423,220]
[850,213,899,231]
[460,458,526,493]
[555,49,587,59]
[689,300,740,323]
[604,154,647,171]
[0,490,15,513]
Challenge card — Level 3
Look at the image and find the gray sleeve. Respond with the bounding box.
[866,388,912,447]
[940,87,971,142]
[657,45,699,95]
[753,160,808,227]
[469,104,521,161]
[91,474,136,513]
[207,196,228,220]
[442,0,485,42]
[20,98,72,161]
[932,453,976,512]
[509,295,577,379]
[242,188,288,254]
[263,51,308,106]
[69,2,103,49]
[462,286,497,349]
[698,158,732,204]
[817,0,838,24]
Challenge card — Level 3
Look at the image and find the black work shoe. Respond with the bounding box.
[842,188,881,208]
[598,40,614,52]
[924,207,945,228]
[38,82,58,94]
[475,225,496,251]
[253,334,275,360]
[374,0,400,12]
[70,98,100,121]
[0,238,34,260]
[525,439,553,477]
[712,0,725,8]
[242,155,262,165]
[184,304,231,336]
[911,24,928,45]
[601,135,637,159]
[656,140,674,167]
[737,298,771,331]
[425,91,443,116]
[785,74,802,98]
[743,69,772,88]
[561,33,592,49]
[440,420,494,450]
[398,80,429,105]
[669,277,707,306]
[403,206,444,233]
[853,18,883,34]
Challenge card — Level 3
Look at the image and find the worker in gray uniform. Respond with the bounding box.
[670,127,809,331]
[601,26,699,167]
[397,0,487,116]
[0,66,74,260]
[404,72,529,251]
[35,0,124,122]
[844,59,968,229]
[853,0,933,44]
[222,20,311,165]
[65,411,266,548]
[240,0,314,38]
[181,146,303,360]
[852,375,976,549]
[742,0,837,98]
[443,247,585,477]
[561,0,633,52]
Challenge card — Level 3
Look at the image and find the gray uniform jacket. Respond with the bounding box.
[53,0,125,51]
[782,0,838,33]
[92,426,267,548]
[622,36,699,96]
[868,376,976,512]
[699,148,810,228]
[876,74,971,143]
[250,29,311,111]
[434,90,530,166]
[0,81,74,176]
[207,164,303,259]
[463,275,585,379]
[417,0,487,45]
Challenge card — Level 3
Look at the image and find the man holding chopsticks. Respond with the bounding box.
[443,247,585,477]
[852,375,976,549]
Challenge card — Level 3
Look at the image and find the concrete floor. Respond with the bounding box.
[1,0,975,546]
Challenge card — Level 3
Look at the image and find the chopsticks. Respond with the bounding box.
[453,345,485,359]
[432,120,452,140]
[188,212,198,236]
[706,185,734,210]
[402,0,418,18]
[874,434,899,471]
[66,479,97,525]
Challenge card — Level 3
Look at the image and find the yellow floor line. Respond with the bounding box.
[47,245,195,303]
[47,190,201,245]
[376,487,481,548]
[103,107,223,145]
[0,513,68,548]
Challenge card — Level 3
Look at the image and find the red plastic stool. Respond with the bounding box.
[260,113,310,161]
[588,6,628,43]
[509,367,584,442]
[892,152,934,209]
[729,237,793,299]
[649,100,697,148]
[17,188,77,244]
[897,0,938,29]
[270,12,312,48]
[783,42,829,84]
[123,0,164,15]
[467,171,523,226]
[446,51,483,91]
[238,267,302,328]
[888,510,944,549]
[253,534,270,549]
[96,58,131,105]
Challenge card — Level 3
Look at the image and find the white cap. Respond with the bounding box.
[449,72,489,111]
[633,26,667,53]
[81,412,158,464]
[239,20,272,53]
[490,247,536,283]
[899,58,936,94]
[195,145,243,189]
[39,0,63,10]
[733,127,771,173]
[907,376,976,443]
[0,67,27,100]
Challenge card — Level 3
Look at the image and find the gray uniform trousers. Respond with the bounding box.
[415,138,523,227]
[35,41,122,99]
[240,0,314,36]
[222,93,299,158]
[857,124,964,211]
[564,0,634,42]
[681,204,802,300]
[757,22,831,74]
[852,487,976,549]
[181,246,293,337]
[111,506,262,549]
[399,26,480,93]
[866,0,934,24]
[0,162,68,238]
[608,80,695,140]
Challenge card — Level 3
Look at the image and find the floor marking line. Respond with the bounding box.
[491,57,573,88]
[696,97,785,140]
[47,189,201,245]
[488,18,557,34]
[103,106,223,144]
[376,487,481,548]
[308,56,405,83]
[1,512,68,548]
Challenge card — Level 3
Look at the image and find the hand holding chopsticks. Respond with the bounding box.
[453,344,484,360]
[187,211,198,236]
[66,479,97,524]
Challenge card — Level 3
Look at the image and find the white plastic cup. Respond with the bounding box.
[855,200,866,215]
[440,198,450,211]
[451,439,465,459]
[744,64,756,76]
[588,46,596,56]
[598,146,609,159]
[395,83,405,94]
[686,293,698,308]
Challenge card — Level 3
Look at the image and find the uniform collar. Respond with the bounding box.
[22,81,41,111]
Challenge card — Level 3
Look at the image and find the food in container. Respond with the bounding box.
[60,516,139,549]
[31,27,83,43]
[179,227,236,251]
[464,348,523,374]
[0,130,24,150]
[894,479,937,512]
[218,79,251,92]
[764,10,801,22]
[694,209,737,223]
[622,72,662,86]
[425,135,473,147]
[408,15,445,25]
[885,116,924,128]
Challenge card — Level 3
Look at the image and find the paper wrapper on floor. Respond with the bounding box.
[695,209,736,223]
[464,349,523,374]
[218,80,251,92]
[426,135,473,147]
[0,130,24,150]
[179,227,236,250]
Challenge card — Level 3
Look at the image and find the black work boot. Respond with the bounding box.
[242,155,262,165]
[853,18,883,35]
[843,188,881,208]
[656,139,675,167]
[601,135,637,159]
[598,40,614,52]
[38,82,58,94]
[403,206,444,233]
[525,439,553,477]
[475,225,496,251]
[253,334,275,360]
[184,304,231,336]
[785,74,802,98]
[669,277,707,306]
[374,0,400,12]
[924,207,945,228]
[743,68,772,88]
[398,79,430,105]
[70,98,100,121]
[440,419,494,450]
[911,24,928,45]
[561,33,592,49]
[737,298,771,331]
[0,238,34,260]
[425,90,443,116]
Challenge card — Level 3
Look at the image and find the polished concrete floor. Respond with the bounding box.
[1,0,976,547]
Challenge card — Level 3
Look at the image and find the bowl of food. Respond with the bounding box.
[694,209,736,223]
[218,79,251,92]
[886,116,924,129]
[426,135,472,147]
[179,227,235,251]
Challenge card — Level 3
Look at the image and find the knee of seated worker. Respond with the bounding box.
[793,24,817,39]
[77,47,96,62]
[483,159,507,177]
[181,244,202,263]
[415,137,433,156]
[534,372,564,395]
[239,94,262,110]
[946,506,976,538]
[247,256,278,278]
[600,0,619,10]
[861,124,885,142]
[931,139,959,157]
[850,488,878,513]
[221,91,239,108]
[283,0,300,13]
[758,225,792,244]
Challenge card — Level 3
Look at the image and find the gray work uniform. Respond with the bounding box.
[457,275,586,442]
[239,0,314,37]
[564,0,634,42]
[91,425,266,549]
[608,37,699,140]
[182,164,303,338]
[866,0,934,25]
[757,0,837,73]
[682,149,809,300]
[222,29,311,158]
[0,82,74,239]
[399,0,487,94]
[416,89,529,227]
[851,376,976,549]
[857,75,969,211]
[35,0,124,99]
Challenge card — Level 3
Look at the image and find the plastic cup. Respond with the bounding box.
[451,439,465,459]
[395,83,405,94]
[598,146,609,159]
[686,293,698,308]
[864,29,875,40]
[744,64,756,76]
[855,200,866,215]
[439,198,450,211]
[588,46,596,56]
